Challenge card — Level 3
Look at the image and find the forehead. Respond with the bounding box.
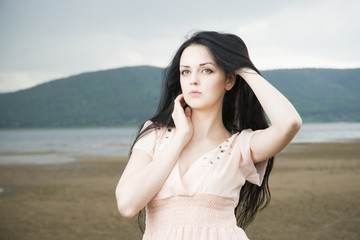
[180,44,215,65]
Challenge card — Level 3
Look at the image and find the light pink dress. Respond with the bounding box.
[133,123,268,240]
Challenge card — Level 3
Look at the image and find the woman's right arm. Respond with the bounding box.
[115,94,192,218]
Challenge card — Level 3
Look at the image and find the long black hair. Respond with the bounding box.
[133,31,274,231]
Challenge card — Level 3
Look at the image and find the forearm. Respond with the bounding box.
[238,69,302,132]
[116,133,187,217]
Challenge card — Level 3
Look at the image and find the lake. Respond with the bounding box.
[0,122,360,164]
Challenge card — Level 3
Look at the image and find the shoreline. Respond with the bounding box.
[1,141,360,165]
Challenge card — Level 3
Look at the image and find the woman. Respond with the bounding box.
[116,31,302,239]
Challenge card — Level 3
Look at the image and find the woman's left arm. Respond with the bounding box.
[237,68,302,163]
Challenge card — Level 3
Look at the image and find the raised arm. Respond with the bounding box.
[115,94,192,218]
[237,68,302,163]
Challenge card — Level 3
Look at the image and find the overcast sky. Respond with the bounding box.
[0,0,359,93]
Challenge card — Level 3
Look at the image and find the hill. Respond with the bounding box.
[0,66,162,127]
[0,66,359,128]
[262,68,360,122]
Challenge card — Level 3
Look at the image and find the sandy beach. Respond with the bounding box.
[0,142,359,240]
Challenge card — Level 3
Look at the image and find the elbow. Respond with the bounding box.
[115,190,139,218]
[117,201,138,218]
[283,115,302,136]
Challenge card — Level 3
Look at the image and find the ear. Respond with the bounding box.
[225,73,236,91]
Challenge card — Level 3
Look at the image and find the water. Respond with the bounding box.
[0,123,359,164]
[293,122,360,143]
[0,127,138,164]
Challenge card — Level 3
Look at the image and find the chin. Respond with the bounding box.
[184,98,199,109]
[187,103,206,111]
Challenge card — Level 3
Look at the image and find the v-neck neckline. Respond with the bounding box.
[177,133,237,180]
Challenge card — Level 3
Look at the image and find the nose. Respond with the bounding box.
[189,72,199,85]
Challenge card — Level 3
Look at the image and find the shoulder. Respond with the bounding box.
[138,120,175,141]
[232,129,259,157]
[231,129,257,143]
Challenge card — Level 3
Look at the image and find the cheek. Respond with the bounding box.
[180,76,188,90]
[180,78,185,92]
[206,77,227,95]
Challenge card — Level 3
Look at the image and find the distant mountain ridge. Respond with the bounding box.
[0,66,359,128]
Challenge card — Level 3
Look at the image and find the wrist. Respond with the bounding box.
[237,68,257,77]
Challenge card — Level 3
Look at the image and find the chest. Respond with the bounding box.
[178,139,229,178]
[155,135,245,201]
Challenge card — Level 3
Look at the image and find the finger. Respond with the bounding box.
[178,95,188,108]
[174,94,183,103]
[180,99,187,108]
[174,94,187,109]
[173,94,183,108]
[184,107,191,117]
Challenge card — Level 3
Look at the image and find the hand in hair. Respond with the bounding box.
[236,67,302,163]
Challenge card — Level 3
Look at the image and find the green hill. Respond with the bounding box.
[0,66,359,128]
[262,68,360,122]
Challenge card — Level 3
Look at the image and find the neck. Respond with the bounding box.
[190,105,229,140]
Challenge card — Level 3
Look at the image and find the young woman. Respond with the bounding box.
[116,31,302,239]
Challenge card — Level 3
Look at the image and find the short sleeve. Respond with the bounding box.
[238,129,268,186]
[132,121,157,158]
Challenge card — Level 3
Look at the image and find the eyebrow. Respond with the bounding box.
[180,62,216,68]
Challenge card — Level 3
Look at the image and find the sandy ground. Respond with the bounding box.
[0,142,359,240]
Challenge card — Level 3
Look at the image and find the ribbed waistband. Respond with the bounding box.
[145,194,237,232]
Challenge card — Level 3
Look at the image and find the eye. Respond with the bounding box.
[201,68,213,74]
[181,69,190,75]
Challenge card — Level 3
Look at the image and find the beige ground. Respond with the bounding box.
[0,142,359,240]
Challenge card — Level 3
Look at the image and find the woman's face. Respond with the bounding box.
[179,44,234,111]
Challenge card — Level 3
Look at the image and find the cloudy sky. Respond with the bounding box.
[0,0,359,93]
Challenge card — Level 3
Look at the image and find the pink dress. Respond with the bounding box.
[133,123,268,240]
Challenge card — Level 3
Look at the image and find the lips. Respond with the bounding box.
[189,90,202,96]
